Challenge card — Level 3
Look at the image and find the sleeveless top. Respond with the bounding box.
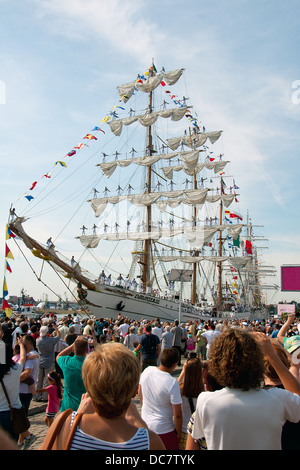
[68,411,150,450]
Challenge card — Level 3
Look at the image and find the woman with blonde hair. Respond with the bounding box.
[40,342,165,450]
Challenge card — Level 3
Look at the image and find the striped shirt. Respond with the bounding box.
[69,412,150,450]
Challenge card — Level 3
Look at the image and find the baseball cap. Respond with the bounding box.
[284,335,300,354]
[40,326,49,337]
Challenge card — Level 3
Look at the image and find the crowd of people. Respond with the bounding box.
[0,310,300,450]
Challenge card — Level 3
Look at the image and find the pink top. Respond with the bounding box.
[46,384,60,413]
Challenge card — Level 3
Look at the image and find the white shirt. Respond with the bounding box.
[118,323,130,337]
[192,387,300,450]
[0,362,23,411]
[139,366,182,434]
[72,322,82,335]
[201,330,221,350]
[19,350,40,394]
[152,327,162,340]
[124,333,138,351]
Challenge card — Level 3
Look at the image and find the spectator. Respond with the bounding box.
[186,362,223,451]
[271,323,281,338]
[95,317,106,341]
[177,356,205,450]
[117,319,130,342]
[56,336,90,412]
[36,370,62,427]
[138,347,182,450]
[83,319,94,337]
[58,319,70,340]
[152,321,163,340]
[30,324,40,344]
[134,324,161,371]
[12,321,23,347]
[262,337,300,449]
[195,324,207,360]
[277,313,297,345]
[161,326,173,351]
[201,323,221,359]
[124,326,138,351]
[18,335,40,449]
[72,317,82,335]
[191,329,300,450]
[36,324,60,402]
[65,325,78,346]
[171,320,184,366]
[40,343,165,450]
[0,339,26,442]
[1,321,14,349]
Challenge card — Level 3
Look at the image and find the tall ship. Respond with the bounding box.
[6,62,276,322]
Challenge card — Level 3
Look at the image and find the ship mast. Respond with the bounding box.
[186,128,198,304]
[217,177,224,309]
[141,70,154,292]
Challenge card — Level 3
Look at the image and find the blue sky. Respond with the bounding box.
[1,0,300,305]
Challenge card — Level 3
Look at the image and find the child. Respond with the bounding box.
[186,334,195,354]
[133,341,141,362]
[36,371,62,427]
[12,343,39,396]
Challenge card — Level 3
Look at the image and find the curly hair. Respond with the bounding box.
[208,328,265,391]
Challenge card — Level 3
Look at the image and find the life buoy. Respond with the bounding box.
[116,301,125,311]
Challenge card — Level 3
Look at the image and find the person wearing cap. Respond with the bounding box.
[283,334,300,384]
[72,317,82,335]
[262,336,300,450]
[36,323,60,401]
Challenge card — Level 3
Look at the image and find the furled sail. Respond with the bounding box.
[117,68,185,103]
[167,130,223,150]
[90,190,237,218]
[97,150,204,178]
[77,224,244,249]
[162,160,228,179]
[146,253,251,268]
[107,106,189,136]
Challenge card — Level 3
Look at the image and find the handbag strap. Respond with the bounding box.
[44,409,83,450]
[44,408,73,450]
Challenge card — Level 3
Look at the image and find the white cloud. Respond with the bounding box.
[32,0,166,65]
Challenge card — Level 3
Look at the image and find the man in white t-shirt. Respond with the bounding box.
[201,323,221,358]
[117,320,130,342]
[152,321,163,340]
[138,347,182,450]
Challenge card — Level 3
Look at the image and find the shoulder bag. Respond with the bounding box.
[0,379,30,434]
[43,409,83,450]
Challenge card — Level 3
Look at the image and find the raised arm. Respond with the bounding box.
[254,332,300,395]
[277,313,296,344]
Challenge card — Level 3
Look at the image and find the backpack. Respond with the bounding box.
[144,334,157,355]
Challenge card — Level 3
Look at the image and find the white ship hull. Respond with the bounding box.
[85,285,208,323]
